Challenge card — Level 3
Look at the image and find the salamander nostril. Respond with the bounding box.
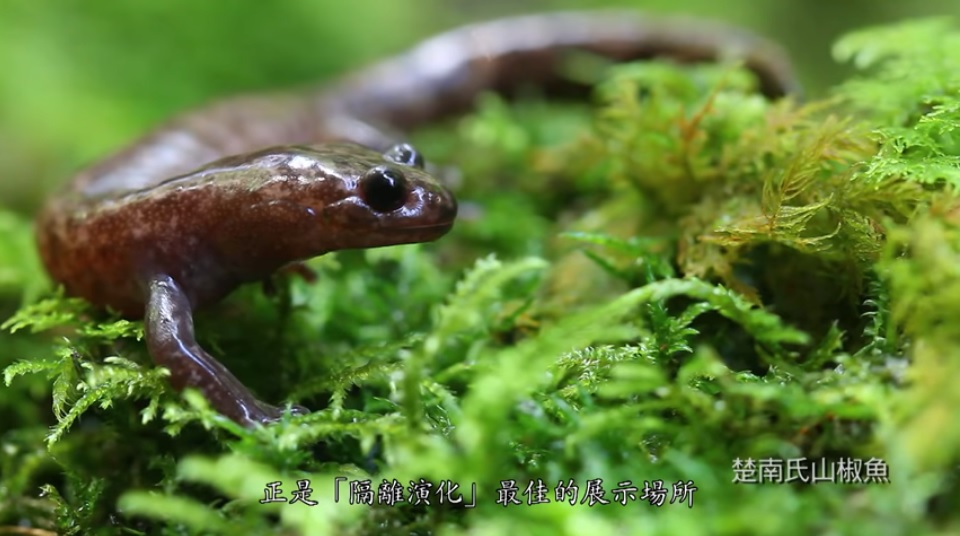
[360,165,408,213]
[442,192,458,220]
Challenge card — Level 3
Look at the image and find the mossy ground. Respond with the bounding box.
[3,18,960,536]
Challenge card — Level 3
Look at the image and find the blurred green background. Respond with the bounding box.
[1,0,957,214]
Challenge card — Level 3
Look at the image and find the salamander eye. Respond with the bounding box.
[360,165,407,213]
[383,143,425,169]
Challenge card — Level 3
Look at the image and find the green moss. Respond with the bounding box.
[5,17,960,536]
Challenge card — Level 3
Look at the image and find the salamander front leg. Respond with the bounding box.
[144,274,308,426]
[262,262,319,296]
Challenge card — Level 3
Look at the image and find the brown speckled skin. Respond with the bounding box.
[38,144,454,317]
[35,11,800,426]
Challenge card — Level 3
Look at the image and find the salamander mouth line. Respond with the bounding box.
[395,222,455,231]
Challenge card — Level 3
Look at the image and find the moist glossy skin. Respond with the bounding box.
[38,144,454,318]
[35,11,801,426]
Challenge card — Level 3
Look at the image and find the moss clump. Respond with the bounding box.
[4,17,960,536]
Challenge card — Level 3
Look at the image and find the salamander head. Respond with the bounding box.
[246,142,457,253]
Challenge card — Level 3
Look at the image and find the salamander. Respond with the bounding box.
[34,11,800,426]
